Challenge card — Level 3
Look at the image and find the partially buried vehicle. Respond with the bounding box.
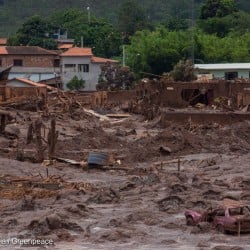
[185,199,250,234]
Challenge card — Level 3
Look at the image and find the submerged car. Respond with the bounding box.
[185,199,250,233]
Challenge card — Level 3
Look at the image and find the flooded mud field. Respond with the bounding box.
[0,98,250,249]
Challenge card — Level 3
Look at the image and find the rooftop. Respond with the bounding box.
[0,46,58,55]
[0,38,7,46]
[195,63,250,70]
[91,56,118,64]
[61,47,93,57]
[58,43,74,50]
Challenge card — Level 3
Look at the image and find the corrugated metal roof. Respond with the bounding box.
[8,73,57,82]
[9,67,60,73]
[195,63,250,70]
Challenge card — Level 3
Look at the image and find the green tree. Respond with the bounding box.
[97,62,136,90]
[50,9,122,58]
[126,27,190,77]
[200,0,237,19]
[170,60,196,81]
[66,76,85,91]
[198,11,250,37]
[164,16,189,31]
[7,15,57,49]
[117,0,152,42]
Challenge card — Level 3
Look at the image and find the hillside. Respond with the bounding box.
[0,0,249,36]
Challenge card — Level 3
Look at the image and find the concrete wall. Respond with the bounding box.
[106,90,136,105]
[61,56,102,91]
[0,86,47,101]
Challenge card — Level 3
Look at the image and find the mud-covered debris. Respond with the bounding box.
[159,146,172,155]
[119,181,136,192]
[5,124,20,137]
[28,213,83,235]
[171,183,187,193]
[99,229,132,242]
[17,197,35,211]
[191,222,213,234]
[158,195,184,213]
[212,246,245,250]
[65,204,90,216]
[46,214,63,230]
[87,187,120,204]
[202,189,221,199]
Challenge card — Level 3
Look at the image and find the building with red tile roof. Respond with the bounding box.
[61,47,93,57]
[0,46,60,85]
[61,47,118,91]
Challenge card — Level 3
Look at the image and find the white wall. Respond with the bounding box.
[196,69,250,79]
[61,56,102,91]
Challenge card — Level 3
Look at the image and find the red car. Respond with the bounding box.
[185,199,250,233]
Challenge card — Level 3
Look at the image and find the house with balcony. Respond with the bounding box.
[60,47,118,91]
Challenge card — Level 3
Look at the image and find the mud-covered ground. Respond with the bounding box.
[0,103,250,249]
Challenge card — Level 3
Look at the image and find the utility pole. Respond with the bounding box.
[81,36,83,48]
[122,45,126,67]
[87,7,90,23]
[190,0,195,64]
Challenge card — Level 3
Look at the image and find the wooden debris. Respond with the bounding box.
[34,119,46,163]
[47,118,58,161]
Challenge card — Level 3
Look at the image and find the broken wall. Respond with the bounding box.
[0,86,47,101]
[135,79,250,108]
[106,91,136,106]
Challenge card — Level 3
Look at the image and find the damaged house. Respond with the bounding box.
[135,78,250,108]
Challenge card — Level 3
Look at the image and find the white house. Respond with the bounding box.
[60,47,118,91]
[195,63,250,80]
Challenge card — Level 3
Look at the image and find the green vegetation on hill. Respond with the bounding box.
[0,0,249,36]
[2,0,250,78]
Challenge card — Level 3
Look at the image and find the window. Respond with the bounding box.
[13,59,23,66]
[0,58,2,66]
[78,64,89,73]
[53,59,60,67]
[225,72,238,80]
[215,209,225,217]
[64,64,76,72]
[65,64,75,68]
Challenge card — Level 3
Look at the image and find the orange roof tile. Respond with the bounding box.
[0,46,8,54]
[0,38,7,45]
[58,43,74,49]
[61,47,93,56]
[91,56,118,64]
